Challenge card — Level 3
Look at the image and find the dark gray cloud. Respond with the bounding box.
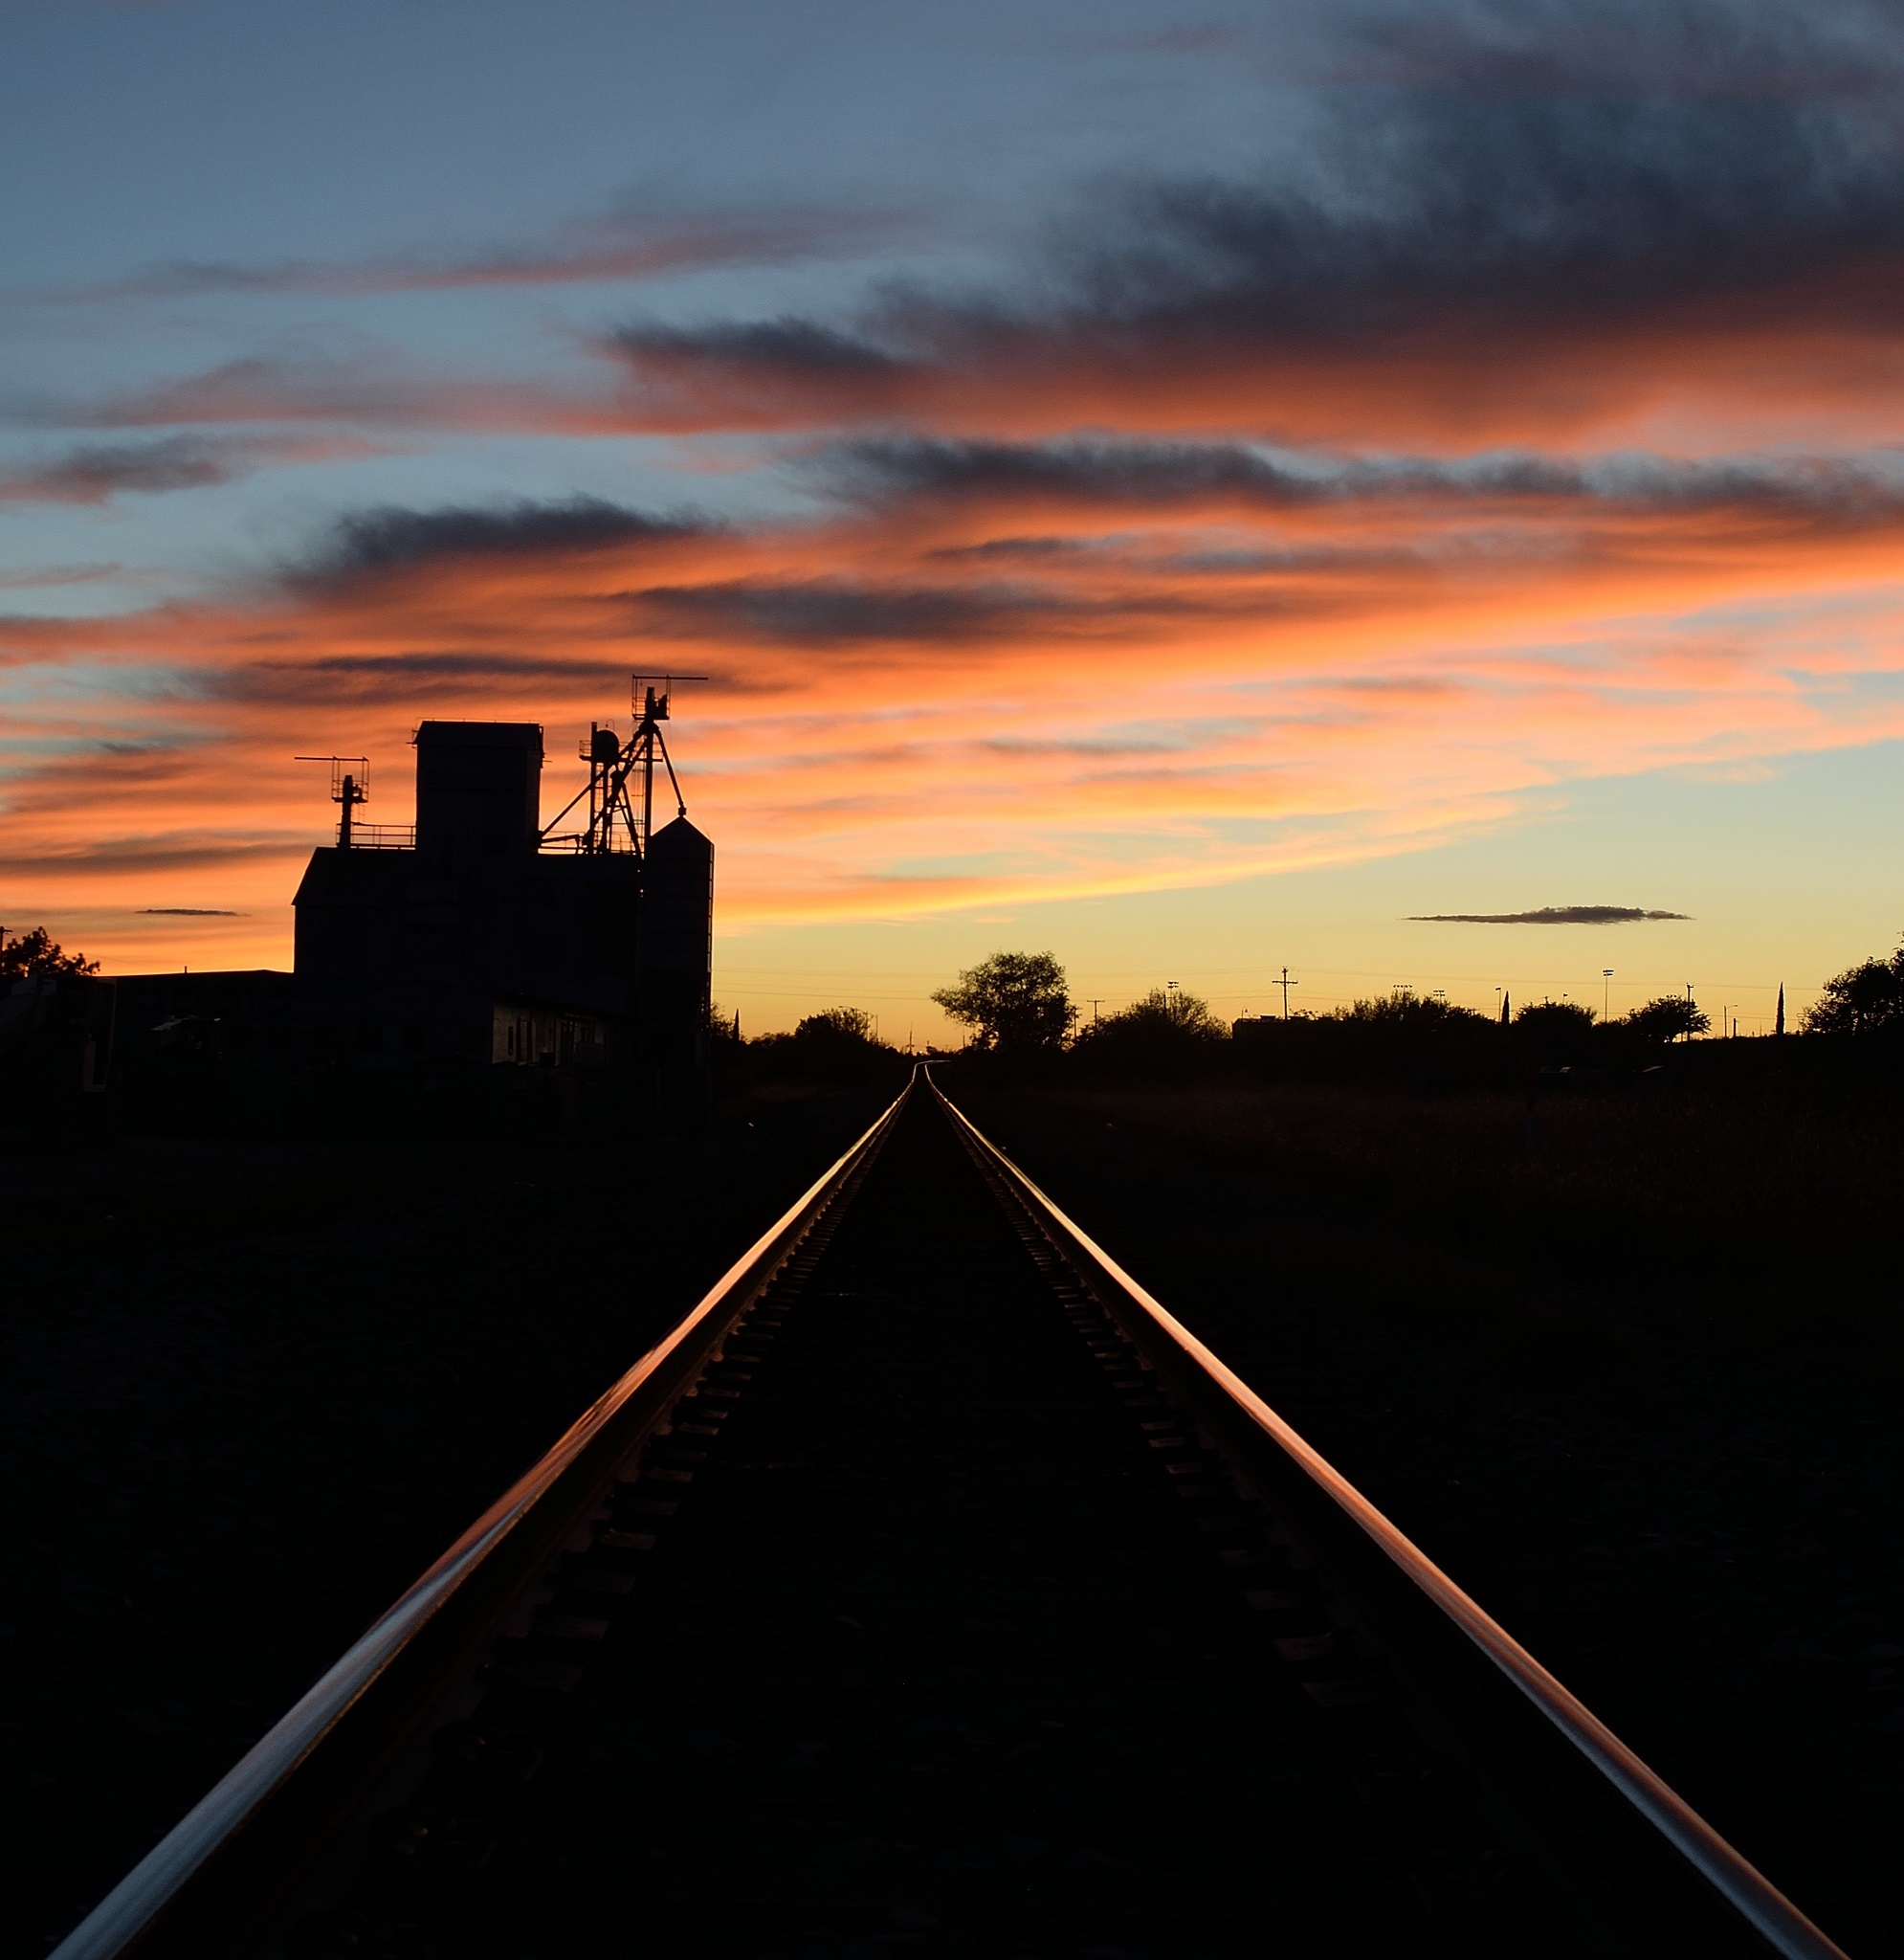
[628,575,1240,645]
[1329,0,1896,101]
[828,438,1343,505]
[929,535,1089,561]
[1410,904,1692,923]
[1061,92,1904,337]
[207,649,634,706]
[603,3,1904,426]
[629,578,1080,644]
[616,318,906,376]
[0,436,250,507]
[297,497,707,588]
[823,435,1904,523]
[138,907,245,915]
[34,208,910,304]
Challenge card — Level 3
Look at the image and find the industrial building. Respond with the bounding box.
[108,685,714,1080]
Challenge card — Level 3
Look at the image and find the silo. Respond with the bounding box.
[640,815,713,1066]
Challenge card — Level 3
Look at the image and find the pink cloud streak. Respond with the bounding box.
[5,455,1902,973]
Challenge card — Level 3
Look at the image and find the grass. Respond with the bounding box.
[951,1072,1904,1958]
[967,1069,1904,1331]
[0,1078,881,1957]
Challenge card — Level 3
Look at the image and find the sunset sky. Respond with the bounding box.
[4,0,1903,1036]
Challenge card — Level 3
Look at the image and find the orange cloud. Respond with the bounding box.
[7,442,1904,972]
[598,309,1904,455]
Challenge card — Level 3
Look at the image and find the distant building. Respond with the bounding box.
[111,693,713,1077]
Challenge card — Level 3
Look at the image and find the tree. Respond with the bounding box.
[1802,947,1904,1036]
[1073,986,1226,1066]
[1332,987,1488,1034]
[1513,999,1597,1059]
[1229,986,1500,1085]
[932,951,1075,1052]
[1620,995,1711,1043]
[795,1006,879,1046]
[1155,985,1226,1036]
[0,925,98,986]
[748,1003,898,1086]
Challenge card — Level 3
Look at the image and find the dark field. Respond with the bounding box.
[0,1082,880,1957]
[6,1065,1901,1955]
[953,1072,1904,1958]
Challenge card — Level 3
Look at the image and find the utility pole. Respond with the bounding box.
[1089,998,1102,1027]
[1275,967,1298,1018]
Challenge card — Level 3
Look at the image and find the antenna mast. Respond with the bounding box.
[295,756,369,849]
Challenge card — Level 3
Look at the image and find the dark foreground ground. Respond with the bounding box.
[7,1064,1901,1955]
[0,1080,880,1957]
[953,1072,1904,1959]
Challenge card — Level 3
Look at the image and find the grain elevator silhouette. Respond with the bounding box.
[290,680,711,1073]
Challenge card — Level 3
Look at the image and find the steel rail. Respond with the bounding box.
[51,1080,914,1960]
[931,1070,1850,1960]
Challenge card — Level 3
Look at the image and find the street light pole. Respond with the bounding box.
[1603,969,1614,1021]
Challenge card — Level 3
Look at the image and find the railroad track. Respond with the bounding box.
[55,1071,1849,1960]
